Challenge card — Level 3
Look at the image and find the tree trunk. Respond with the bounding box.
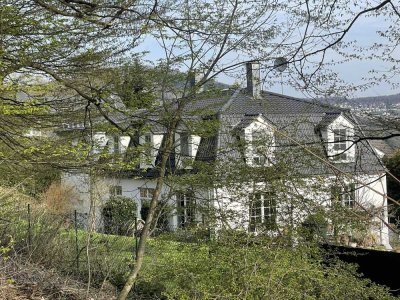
[117,120,177,300]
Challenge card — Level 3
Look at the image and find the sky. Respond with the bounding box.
[135,5,400,100]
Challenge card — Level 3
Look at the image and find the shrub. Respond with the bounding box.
[103,196,137,236]
[40,183,78,214]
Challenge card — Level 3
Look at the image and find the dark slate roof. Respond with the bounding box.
[190,89,385,176]
[234,114,263,131]
[317,112,341,128]
[223,90,343,115]
[195,136,218,162]
[183,89,235,114]
[109,87,385,177]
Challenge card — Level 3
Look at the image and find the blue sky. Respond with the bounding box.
[136,8,399,99]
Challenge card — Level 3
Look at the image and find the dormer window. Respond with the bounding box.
[113,136,120,154]
[320,114,355,163]
[333,129,348,161]
[252,130,268,166]
[144,134,152,158]
[180,133,190,157]
[234,115,274,167]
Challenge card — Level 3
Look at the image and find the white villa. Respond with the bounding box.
[61,62,391,248]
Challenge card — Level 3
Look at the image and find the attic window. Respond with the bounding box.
[180,133,190,157]
[332,129,348,161]
[251,130,272,166]
[113,136,120,153]
[144,134,152,157]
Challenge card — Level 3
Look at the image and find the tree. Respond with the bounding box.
[3,1,400,299]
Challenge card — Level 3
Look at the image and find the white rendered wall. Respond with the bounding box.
[211,173,390,248]
[61,172,176,231]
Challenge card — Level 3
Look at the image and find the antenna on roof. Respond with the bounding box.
[274,57,288,95]
[274,57,288,72]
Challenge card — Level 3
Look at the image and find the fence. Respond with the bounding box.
[0,202,141,287]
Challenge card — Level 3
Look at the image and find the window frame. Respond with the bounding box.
[176,191,196,228]
[249,192,277,232]
[110,185,122,197]
[332,128,348,161]
[331,183,356,208]
[180,132,190,158]
[250,128,273,167]
[139,187,155,199]
[113,136,120,154]
[144,134,152,158]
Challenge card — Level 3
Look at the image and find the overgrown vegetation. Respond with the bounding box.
[103,196,138,236]
[0,190,397,299]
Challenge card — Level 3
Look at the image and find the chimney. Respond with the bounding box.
[246,61,261,98]
[189,70,204,93]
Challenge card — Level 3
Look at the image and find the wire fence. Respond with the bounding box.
[0,201,140,287]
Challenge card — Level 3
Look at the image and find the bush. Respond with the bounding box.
[40,183,78,214]
[137,237,397,300]
[103,196,137,236]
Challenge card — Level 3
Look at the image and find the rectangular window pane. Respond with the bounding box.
[264,193,276,228]
[333,129,347,152]
[180,133,189,157]
[110,185,122,196]
[331,184,355,208]
[139,188,147,198]
[177,191,195,228]
[113,136,120,153]
[144,134,152,157]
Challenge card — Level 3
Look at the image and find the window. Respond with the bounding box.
[249,192,277,232]
[331,184,355,208]
[333,129,348,161]
[180,133,190,157]
[113,136,120,153]
[144,134,152,157]
[110,185,122,197]
[177,191,196,228]
[139,187,154,221]
[251,129,272,166]
[139,187,155,199]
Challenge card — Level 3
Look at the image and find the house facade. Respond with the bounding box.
[61,62,392,248]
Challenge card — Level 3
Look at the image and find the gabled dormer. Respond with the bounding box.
[318,113,355,163]
[138,132,166,169]
[175,132,201,168]
[235,114,275,167]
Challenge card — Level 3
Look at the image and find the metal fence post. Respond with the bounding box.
[134,216,138,260]
[27,203,32,251]
[74,210,80,272]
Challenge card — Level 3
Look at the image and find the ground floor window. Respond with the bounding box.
[331,183,356,208]
[249,192,277,232]
[177,191,196,228]
[109,185,122,197]
[139,187,155,220]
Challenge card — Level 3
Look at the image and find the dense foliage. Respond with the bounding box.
[103,196,138,236]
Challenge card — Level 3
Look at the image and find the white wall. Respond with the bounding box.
[211,173,391,248]
[62,172,174,230]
